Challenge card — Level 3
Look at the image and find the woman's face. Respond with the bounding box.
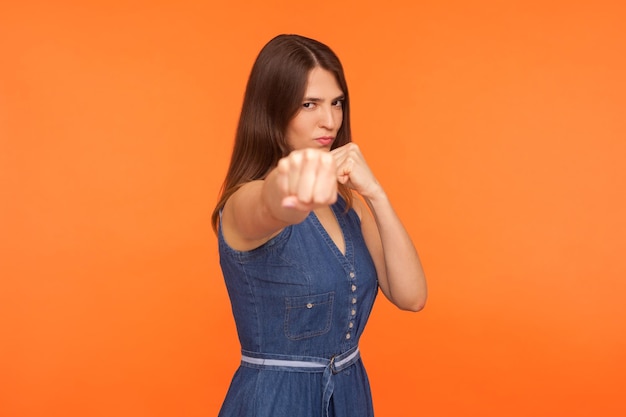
[285,67,344,151]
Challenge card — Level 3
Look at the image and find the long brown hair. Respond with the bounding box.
[211,34,353,232]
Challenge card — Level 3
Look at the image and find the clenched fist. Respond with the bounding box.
[277,148,339,211]
[332,143,380,199]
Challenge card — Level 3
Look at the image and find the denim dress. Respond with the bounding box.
[217,196,379,417]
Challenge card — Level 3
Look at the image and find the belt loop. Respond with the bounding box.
[329,355,339,375]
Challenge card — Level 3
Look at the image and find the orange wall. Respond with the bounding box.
[1,1,625,416]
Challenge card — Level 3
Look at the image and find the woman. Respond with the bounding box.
[211,34,427,417]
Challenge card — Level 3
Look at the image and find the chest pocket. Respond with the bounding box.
[284,292,334,340]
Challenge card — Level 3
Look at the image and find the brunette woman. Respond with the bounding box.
[212,34,426,417]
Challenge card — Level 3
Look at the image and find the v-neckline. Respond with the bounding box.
[311,204,348,258]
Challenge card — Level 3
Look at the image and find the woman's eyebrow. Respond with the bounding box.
[302,94,345,102]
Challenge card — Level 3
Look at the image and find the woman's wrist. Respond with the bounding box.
[361,180,386,203]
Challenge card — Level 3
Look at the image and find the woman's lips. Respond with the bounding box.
[315,137,334,146]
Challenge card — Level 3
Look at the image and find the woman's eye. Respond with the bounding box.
[332,100,343,107]
[303,102,315,109]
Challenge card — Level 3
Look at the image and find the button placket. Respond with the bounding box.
[345,270,357,341]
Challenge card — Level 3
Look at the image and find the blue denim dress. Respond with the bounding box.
[217,196,378,417]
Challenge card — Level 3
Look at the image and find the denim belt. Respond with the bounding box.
[240,346,360,417]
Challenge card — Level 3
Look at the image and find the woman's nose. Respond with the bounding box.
[319,106,337,130]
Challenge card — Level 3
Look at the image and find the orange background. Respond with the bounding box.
[1,1,625,416]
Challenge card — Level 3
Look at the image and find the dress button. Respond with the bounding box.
[348,322,354,329]
[349,272,355,279]
[351,284,357,292]
[351,309,356,316]
[351,297,357,304]
[345,333,351,340]
[306,303,313,309]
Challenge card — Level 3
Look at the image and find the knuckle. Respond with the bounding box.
[321,153,333,164]
[277,158,289,172]
[291,151,303,163]
[303,148,317,160]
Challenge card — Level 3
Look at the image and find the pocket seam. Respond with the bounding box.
[284,292,334,340]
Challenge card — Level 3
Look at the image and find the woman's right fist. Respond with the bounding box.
[277,148,338,211]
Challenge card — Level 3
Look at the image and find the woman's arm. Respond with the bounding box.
[332,144,427,311]
[221,149,338,251]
